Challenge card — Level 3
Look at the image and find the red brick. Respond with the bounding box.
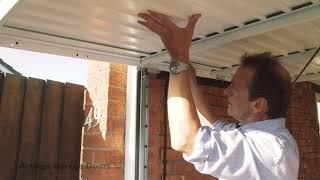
[108,86,126,102]
[211,87,225,96]
[149,78,165,88]
[148,162,162,177]
[107,101,126,118]
[208,96,217,106]
[81,166,122,179]
[167,136,172,149]
[216,97,228,107]
[149,134,163,147]
[93,150,124,164]
[148,148,161,162]
[166,175,185,180]
[83,132,124,149]
[169,161,194,172]
[82,149,94,163]
[149,108,165,126]
[162,149,183,161]
[149,124,162,135]
[107,117,125,132]
[149,87,164,102]
[185,173,216,180]
[85,175,106,180]
[109,70,127,87]
[110,64,127,72]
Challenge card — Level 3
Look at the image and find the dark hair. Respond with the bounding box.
[240,52,292,118]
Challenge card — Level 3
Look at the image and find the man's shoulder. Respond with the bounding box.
[246,129,299,176]
[245,129,298,162]
[245,128,297,147]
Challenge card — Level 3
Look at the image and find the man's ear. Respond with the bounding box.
[252,98,268,114]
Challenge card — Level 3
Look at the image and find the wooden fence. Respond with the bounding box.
[0,73,84,180]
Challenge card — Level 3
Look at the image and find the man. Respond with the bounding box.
[138,11,299,180]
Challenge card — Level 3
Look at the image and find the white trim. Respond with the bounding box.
[0,33,140,66]
[124,65,138,180]
[0,0,19,21]
[0,25,150,57]
[138,69,149,180]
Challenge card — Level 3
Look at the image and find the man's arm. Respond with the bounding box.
[138,11,201,154]
[167,70,200,154]
[189,68,216,126]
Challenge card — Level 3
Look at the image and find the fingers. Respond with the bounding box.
[186,14,201,32]
[137,11,201,37]
[138,13,165,35]
[137,21,161,34]
[147,10,170,25]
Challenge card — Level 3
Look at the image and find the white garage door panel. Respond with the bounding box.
[193,18,320,67]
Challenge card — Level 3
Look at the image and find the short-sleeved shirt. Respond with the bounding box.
[183,118,299,180]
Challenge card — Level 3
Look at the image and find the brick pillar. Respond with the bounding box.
[81,61,127,180]
[287,82,320,180]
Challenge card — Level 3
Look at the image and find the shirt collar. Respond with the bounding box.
[238,117,286,132]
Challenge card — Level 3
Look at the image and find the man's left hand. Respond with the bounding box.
[138,10,201,62]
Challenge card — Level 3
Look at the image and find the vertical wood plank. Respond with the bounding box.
[0,74,25,180]
[0,73,4,102]
[58,83,84,180]
[37,80,64,180]
[16,78,44,180]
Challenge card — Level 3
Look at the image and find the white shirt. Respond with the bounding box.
[183,118,299,180]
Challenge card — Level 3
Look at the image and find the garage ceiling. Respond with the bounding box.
[0,0,319,82]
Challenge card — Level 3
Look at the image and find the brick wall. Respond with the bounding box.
[148,74,320,180]
[287,82,320,180]
[81,61,127,180]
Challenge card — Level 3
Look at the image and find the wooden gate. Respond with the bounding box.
[0,73,84,180]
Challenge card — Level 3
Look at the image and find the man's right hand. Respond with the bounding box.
[137,10,201,62]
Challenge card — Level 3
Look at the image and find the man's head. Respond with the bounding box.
[224,53,292,123]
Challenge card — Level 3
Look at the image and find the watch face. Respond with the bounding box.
[169,61,181,74]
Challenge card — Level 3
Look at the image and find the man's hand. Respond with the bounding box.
[138,10,201,62]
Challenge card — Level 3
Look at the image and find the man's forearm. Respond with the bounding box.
[189,71,216,126]
[167,71,200,154]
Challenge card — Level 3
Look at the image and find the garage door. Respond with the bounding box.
[0,0,320,82]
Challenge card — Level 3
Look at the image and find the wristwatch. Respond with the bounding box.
[169,60,191,74]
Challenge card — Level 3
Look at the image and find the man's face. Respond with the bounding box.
[224,66,255,121]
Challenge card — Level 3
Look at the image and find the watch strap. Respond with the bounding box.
[179,61,191,71]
